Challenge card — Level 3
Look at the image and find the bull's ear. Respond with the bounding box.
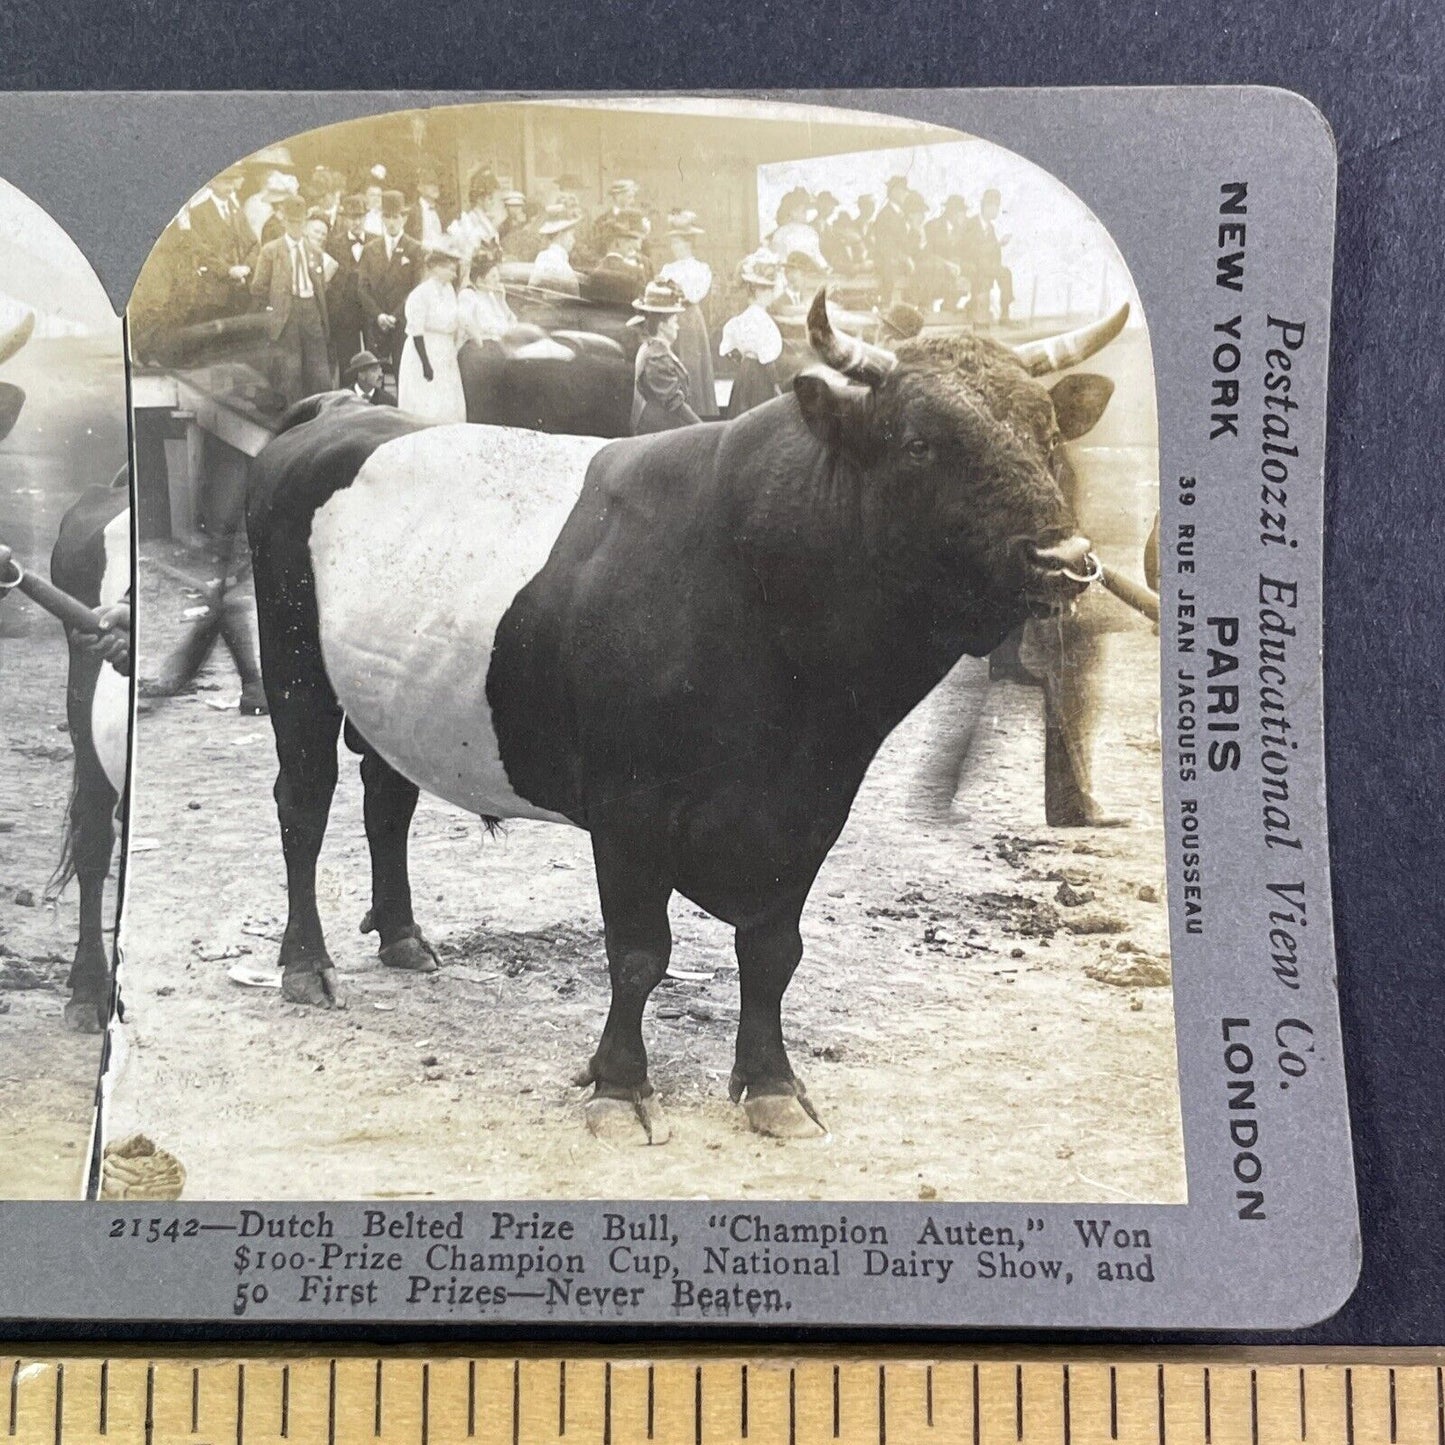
[1050,373,1115,441]
[794,367,867,442]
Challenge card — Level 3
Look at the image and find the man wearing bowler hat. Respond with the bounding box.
[357,190,422,375]
[250,193,332,405]
[587,208,653,303]
[344,350,396,406]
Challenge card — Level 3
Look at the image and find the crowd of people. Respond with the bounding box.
[149,155,1020,431]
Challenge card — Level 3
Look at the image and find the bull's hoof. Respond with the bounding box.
[732,1072,828,1139]
[1049,799,1131,829]
[584,1093,671,1146]
[744,1093,827,1139]
[62,995,107,1034]
[281,964,344,1008]
[378,928,439,974]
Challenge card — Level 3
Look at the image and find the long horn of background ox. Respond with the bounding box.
[807,288,898,385]
[1011,301,1131,376]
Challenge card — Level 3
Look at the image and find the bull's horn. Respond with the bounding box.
[1011,302,1130,376]
[807,289,897,385]
[0,310,35,368]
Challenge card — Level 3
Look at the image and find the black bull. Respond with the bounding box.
[247,292,1129,1142]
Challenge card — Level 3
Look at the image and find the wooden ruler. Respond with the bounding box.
[5,1352,1443,1445]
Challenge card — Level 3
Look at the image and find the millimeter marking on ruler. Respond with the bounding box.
[7,1355,1445,1445]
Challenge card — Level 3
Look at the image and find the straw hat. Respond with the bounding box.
[630,279,687,315]
[666,210,705,238]
[538,204,580,237]
[424,237,464,267]
[737,249,779,289]
[783,250,826,275]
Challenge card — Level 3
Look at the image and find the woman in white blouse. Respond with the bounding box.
[397,241,467,423]
[457,246,516,347]
[719,250,784,419]
[657,212,718,418]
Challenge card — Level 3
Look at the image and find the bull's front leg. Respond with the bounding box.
[730,903,827,1139]
[270,690,344,1007]
[575,833,673,1145]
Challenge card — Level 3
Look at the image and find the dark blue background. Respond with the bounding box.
[0,0,1439,1345]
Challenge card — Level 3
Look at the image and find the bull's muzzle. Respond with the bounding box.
[1021,534,1100,612]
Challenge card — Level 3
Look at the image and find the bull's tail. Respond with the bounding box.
[43,765,82,905]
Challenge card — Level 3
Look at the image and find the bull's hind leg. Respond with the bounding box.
[62,700,118,1032]
[253,538,347,1006]
[730,899,826,1139]
[346,723,436,974]
[574,832,673,1145]
[59,648,115,1033]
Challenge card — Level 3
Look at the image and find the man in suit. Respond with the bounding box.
[583,178,647,269]
[498,191,541,261]
[187,166,257,321]
[326,194,370,366]
[357,190,422,374]
[585,210,652,303]
[249,194,332,405]
[406,165,448,249]
[870,176,916,307]
[918,193,971,311]
[964,188,1014,325]
[343,350,397,405]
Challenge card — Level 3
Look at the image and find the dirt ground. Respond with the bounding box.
[0,334,127,1200]
[107,535,1185,1204]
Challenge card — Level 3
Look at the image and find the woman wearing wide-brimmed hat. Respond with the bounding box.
[656,211,718,418]
[397,239,467,422]
[719,249,784,419]
[527,205,582,296]
[628,279,701,435]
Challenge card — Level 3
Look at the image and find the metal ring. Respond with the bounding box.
[1059,552,1103,585]
[0,557,23,589]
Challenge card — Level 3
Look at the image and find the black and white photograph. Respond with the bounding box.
[0,177,130,1198]
[107,95,1179,1204]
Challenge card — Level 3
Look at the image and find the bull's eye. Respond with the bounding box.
[904,439,931,462]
